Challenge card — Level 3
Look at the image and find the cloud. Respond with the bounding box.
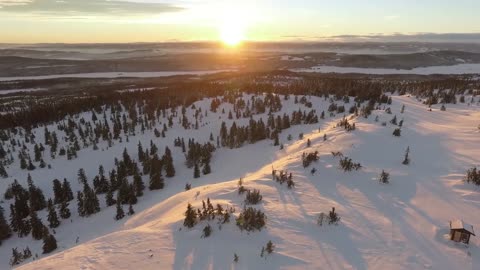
[0,0,184,17]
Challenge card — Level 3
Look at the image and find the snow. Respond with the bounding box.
[22,65,76,69]
[281,55,305,61]
[0,88,46,95]
[0,70,234,81]
[292,64,480,75]
[0,93,479,270]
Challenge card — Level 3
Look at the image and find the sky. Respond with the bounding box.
[0,0,479,43]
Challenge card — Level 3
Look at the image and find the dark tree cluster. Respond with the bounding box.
[465,167,480,185]
[183,199,234,229]
[302,151,319,168]
[272,169,295,188]
[244,189,263,205]
[338,157,362,172]
[336,117,356,132]
[236,207,266,232]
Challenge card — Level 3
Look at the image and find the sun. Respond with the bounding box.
[219,16,246,47]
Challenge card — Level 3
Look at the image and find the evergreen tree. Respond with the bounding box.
[0,206,12,243]
[163,147,175,177]
[202,162,211,175]
[30,211,45,240]
[193,163,200,178]
[128,204,135,216]
[402,146,410,165]
[10,248,23,266]
[105,189,116,206]
[59,201,71,219]
[77,168,87,185]
[379,170,390,184]
[183,203,197,228]
[47,205,60,228]
[52,179,63,204]
[20,156,27,170]
[393,128,401,137]
[133,172,145,197]
[27,174,46,211]
[115,201,125,221]
[149,172,164,190]
[0,163,7,178]
[266,241,275,254]
[42,234,57,254]
[62,178,74,202]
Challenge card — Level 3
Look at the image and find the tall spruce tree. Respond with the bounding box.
[115,201,125,221]
[42,233,57,254]
[47,204,60,228]
[0,206,12,243]
[59,201,71,219]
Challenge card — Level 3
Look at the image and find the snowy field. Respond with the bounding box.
[0,93,479,270]
[0,88,46,95]
[0,70,233,81]
[293,63,480,75]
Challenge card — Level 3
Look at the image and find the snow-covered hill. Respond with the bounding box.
[1,93,479,270]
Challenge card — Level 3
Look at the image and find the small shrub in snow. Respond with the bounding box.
[236,207,266,232]
[402,147,410,165]
[233,253,239,263]
[339,157,362,172]
[379,170,390,184]
[465,167,480,185]
[328,207,340,225]
[245,189,263,205]
[266,240,275,254]
[392,128,401,137]
[302,151,319,168]
[202,224,212,238]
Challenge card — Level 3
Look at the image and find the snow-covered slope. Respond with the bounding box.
[2,94,480,270]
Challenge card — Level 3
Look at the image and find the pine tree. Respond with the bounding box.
[52,179,63,204]
[0,206,12,243]
[115,201,125,221]
[105,189,116,206]
[163,147,175,177]
[193,163,200,178]
[128,204,135,216]
[0,163,7,178]
[392,128,401,137]
[42,233,57,254]
[62,178,74,202]
[133,172,145,197]
[59,201,71,219]
[183,203,197,228]
[328,207,340,225]
[47,205,60,228]
[379,170,390,184]
[10,248,23,266]
[20,156,27,170]
[30,211,45,240]
[202,162,211,175]
[27,174,46,211]
[149,172,164,190]
[266,240,275,254]
[77,168,87,185]
[402,146,410,165]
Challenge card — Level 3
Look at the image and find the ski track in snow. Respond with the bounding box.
[0,94,479,270]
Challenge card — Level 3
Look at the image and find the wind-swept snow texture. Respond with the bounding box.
[2,94,479,270]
